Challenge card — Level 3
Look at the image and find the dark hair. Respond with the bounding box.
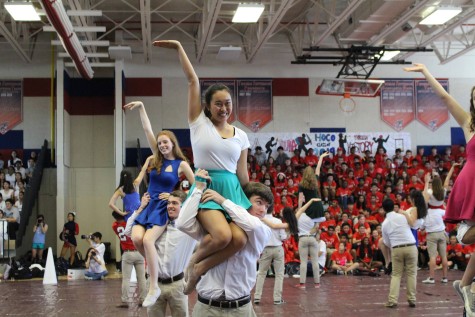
[204,84,231,118]
[92,232,102,240]
[118,170,134,194]
[67,212,75,221]
[111,211,124,220]
[410,190,428,219]
[328,225,335,231]
[5,199,13,205]
[170,190,187,203]
[282,207,299,242]
[243,182,274,207]
[382,199,394,213]
[357,237,373,260]
[340,233,349,240]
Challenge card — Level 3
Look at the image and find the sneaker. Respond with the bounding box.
[422,277,435,284]
[253,299,260,305]
[453,280,464,302]
[336,270,344,275]
[274,299,286,305]
[292,274,300,278]
[441,277,448,283]
[84,276,94,280]
[319,270,325,277]
[295,283,306,289]
[314,283,320,289]
[462,285,475,316]
[408,301,416,308]
[384,302,398,308]
[284,274,289,278]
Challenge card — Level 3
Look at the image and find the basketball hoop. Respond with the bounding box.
[339,93,356,116]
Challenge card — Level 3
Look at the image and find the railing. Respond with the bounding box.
[15,140,48,249]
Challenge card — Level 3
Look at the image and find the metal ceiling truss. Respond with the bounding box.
[196,0,223,62]
[140,0,152,63]
[293,46,432,79]
[0,9,32,63]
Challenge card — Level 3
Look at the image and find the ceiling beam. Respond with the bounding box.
[0,21,31,63]
[247,0,295,62]
[140,0,152,63]
[314,0,365,46]
[369,0,432,46]
[197,0,223,62]
[399,8,475,60]
[67,0,98,57]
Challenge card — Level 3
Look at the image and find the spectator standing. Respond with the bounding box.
[32,214,48,263]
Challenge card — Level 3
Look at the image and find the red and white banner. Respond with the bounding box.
[415,79,449,131]
[0,80,23,135]
[380,79,415,131]
[237,79,273,132]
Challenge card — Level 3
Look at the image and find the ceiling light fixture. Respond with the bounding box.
[232,3,265,23]
[4,1,41,21]
[420,7,462,25]
[380,50,401,61]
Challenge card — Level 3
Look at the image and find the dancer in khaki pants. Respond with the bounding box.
[381,199,418,308]
[254,208,287,305]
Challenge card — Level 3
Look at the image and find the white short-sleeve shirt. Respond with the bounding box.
[189,111,250,173]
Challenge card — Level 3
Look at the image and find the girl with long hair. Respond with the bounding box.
[123,101,194,307]
[298,152,330,222]
[108,158,152,222]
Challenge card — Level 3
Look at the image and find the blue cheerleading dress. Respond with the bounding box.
[134,159,182,228]
[123,191,140,222]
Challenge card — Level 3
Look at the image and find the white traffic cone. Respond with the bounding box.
[43,247,58,285]
[130,266,137,283]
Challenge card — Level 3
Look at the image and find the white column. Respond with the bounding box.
[56,59,65,255]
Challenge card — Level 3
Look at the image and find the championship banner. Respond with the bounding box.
[415,79,449,131]
[248,132,411,159]
[200,79,237,123]
[380,79,415,131]
[237,79,273,132]
[0,80,23,135]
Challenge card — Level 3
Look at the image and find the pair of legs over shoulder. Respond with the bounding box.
[185,209,248,294]
[131,224,167,306]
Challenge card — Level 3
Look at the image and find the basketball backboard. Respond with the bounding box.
[316,78,385,97]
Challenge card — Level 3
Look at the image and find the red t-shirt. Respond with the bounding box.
[447,244,463,255]
[283,235,300,264]
[353,222,370,232]
[112,221,136,251]
[353,231,368,243]
[327,205,342,217]
[321,232,339,248]
[320,219,336,232]
[331,251,353,266]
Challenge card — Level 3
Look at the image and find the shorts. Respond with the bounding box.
[426,231,447,258]
[32,243,45,249]
[457,221,475,244]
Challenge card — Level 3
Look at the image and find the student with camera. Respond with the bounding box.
[32,215,48,263]
[84,232,108,280]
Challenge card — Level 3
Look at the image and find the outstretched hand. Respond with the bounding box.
[320,151,330,159]
[403,63,427,73]
[153,40,181,49]
[123,101,143,111]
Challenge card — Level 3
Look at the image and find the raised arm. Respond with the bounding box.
[261,217,288,230]
[108,187,127,216]
[133,155,154,187]
[404,63,471,131]
[399,207,417,227]
[444,162,461,189]
[153,40,201,123]
[296,197,321,220]
[123,101,158,155]
[315,151,330,177]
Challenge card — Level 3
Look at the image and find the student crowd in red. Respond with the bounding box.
[246,144,473,272]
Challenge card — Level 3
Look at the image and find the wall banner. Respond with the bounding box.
[0,80,23,135]
[248,132,411,159]
[237,79,273,132]
[415,79,449,131]
[380,79,415,131]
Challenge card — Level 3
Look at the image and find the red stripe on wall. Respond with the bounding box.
[67,96,114,115]
[23,78,53,97]
[125,78,162,96]
[272,78,309,96]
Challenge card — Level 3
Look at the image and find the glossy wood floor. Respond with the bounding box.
[0,268,465,316]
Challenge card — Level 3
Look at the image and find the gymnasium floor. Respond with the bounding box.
[0,267,465,316]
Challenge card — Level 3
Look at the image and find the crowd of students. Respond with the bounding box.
[243,144,468,274]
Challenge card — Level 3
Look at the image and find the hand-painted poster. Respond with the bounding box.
[415,79,449,131]
[237,79,272,132]
[0,80,22,135]
[248,132,411,159]
[200,79,237,123]
[380,79,415,131]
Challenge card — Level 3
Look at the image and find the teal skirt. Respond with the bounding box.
[188,170,251,221]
